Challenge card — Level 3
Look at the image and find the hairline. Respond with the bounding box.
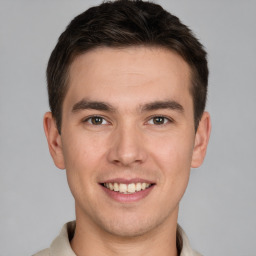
[57,44,197,133]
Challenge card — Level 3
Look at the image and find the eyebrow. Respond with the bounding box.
[141,100,184,113]
[72,99,184,114]
[72,99,116,113]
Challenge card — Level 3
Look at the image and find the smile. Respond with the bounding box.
[102,182,152,194]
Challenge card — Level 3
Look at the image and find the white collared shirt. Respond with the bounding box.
[33,221,201,256]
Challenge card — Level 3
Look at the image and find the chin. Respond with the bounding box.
[103,220,155,238]
[97,211,169,238]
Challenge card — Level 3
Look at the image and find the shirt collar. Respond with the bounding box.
[50,221,201,256]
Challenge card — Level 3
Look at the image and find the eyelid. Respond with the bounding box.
[81,114,174,126]
[82,115,110,125]
[146,115,174,125]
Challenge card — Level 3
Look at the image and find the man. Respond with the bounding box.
[35,0,211,255]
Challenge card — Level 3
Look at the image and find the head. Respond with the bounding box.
[47,0,208,134]
[44,0,211,244]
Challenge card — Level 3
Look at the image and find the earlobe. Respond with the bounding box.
[43,112,65,169]
[191,112,211,168]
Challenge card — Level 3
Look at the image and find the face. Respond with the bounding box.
[44,46,210,238]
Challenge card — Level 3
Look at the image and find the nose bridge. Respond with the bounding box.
[107,119,147,166]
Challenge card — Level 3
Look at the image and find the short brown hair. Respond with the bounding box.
[47,0,208,133]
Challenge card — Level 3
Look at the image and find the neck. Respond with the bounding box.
[71,208,179,256]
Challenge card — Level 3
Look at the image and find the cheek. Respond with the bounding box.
[62,137,106,213]
[62,131,106,169]
[149,132,194,196]
[61,132,107,195]
[150,132,194,170]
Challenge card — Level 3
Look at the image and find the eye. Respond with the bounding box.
[148,116,170,125]
[84,116,108,125]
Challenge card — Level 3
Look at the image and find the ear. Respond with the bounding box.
[43,112,65,169]
[191,112,211,168]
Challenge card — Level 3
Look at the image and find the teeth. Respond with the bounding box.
[119,184,127,193]
[128,183,136,193]
[114,183,118,191]
[103,182,152,194]
[136,183,142,191]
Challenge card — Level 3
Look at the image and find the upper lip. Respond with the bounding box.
[100,178,155,184]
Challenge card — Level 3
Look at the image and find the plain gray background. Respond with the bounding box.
[0,1,255,255]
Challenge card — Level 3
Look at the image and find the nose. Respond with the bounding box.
[107,124,147,167]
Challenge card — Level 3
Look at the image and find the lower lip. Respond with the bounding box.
[100,185,155,203]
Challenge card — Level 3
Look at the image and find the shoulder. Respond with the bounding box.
[32,248,50,256]
[32,221,76,256]
[178,225,202,256]
[192,251,202,256]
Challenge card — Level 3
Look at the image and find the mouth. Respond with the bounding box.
[100,182,154,194]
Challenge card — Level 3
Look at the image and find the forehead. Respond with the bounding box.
[64,46,192,110]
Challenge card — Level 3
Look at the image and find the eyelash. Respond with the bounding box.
[82,115,109,125]
[147,115,174,126]
[82,115,173,126]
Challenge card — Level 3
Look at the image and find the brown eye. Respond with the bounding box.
[153,116,166,125]
[148,116,169,125]
[91,116,103,125]
[86,116,107,125]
